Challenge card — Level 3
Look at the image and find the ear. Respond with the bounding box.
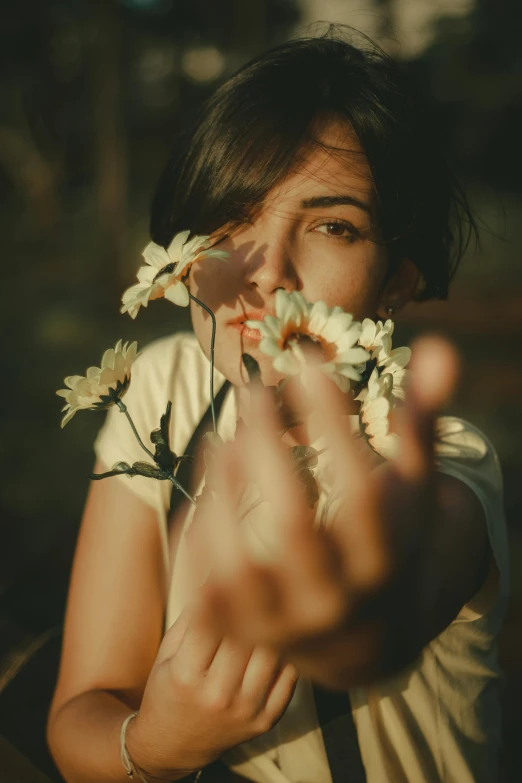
[376,258,420,319]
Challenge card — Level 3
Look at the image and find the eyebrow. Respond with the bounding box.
[300,195,371,214]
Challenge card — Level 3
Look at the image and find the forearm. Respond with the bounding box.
[47,689,198,783]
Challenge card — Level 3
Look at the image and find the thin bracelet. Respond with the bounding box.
[120,711,202,783]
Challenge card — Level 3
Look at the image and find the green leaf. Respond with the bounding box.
[113,461,132,472]
[289,446,320,508]
[160,400,172,446]
[150,400,178,474]
[242,353,261,384]
[88,459,168,482]
[295,467,320,508]
[277,404,302,434]
[150,402,171,450]
[88,461,135,480]
[274,379,302,433]
[291,445,319,469]
[131,461,164,479]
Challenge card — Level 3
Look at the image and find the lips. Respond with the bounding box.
[226,309,273,343]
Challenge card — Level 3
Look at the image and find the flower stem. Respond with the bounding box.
[116,400,197,506]
[189,293,217,433]
[116,401,155,460]
[167,474,197,507]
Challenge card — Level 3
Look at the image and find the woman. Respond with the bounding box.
[47,32,508,783]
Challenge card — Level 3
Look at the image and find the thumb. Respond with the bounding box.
[396,335,460,481]
[408,335,460,413]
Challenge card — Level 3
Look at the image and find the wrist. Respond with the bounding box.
[125,712,202,783]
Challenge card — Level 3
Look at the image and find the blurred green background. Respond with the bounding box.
[0,0,521,780]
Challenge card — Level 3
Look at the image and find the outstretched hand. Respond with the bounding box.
[186,336,460,688]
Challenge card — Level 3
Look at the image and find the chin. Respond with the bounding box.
[211,337,282,389]
[217,353,283,389]
[204,326,269,386]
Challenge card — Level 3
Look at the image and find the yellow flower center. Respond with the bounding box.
[282,327,335,363]
[153,262,176,283]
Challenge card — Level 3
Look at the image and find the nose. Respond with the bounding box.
[244,237,298,295]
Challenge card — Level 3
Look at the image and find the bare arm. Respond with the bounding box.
[47,459,167,782]
[47,461,297,783]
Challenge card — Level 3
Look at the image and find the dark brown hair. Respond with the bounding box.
[150,29,477,300]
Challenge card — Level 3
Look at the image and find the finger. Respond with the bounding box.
[224,512,348,647]
[240,645,282,708]
[155,605,193,666]
[186,442,247,601]
[184,483,215,592]
[296,367,367,504]
[242,382,353,643]
[173,597,224,675]
[206,636,255,696]
[245,384,308,536]
[201,508,287,645]
[201,443,247,580]
[295,369,389,589]
[192,443,287,641]
[240,391,349,642]
[396,336,460,482]
[262,662,299,724]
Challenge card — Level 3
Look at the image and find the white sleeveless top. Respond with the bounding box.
[94,333,509,783]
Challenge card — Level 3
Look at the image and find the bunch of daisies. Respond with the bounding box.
[56,231,412,506]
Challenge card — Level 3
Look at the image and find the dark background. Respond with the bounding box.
[0,0,521,780]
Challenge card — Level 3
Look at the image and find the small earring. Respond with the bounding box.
[385,304,396,316]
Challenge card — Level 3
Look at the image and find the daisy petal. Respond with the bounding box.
[164,281,190,306]
[166,230,191,260]
[142,242,171,270]
[273,350,301,375]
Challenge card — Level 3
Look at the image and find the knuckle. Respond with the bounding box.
[363,549,395,592]
[253,711,277,735]
[232,698,259,724]
[296,588,347,636]
[165,659,198,693]
[202,686,234,714]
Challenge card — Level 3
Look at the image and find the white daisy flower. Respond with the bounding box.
[359,318,395,358]
[359,368,400,459]
[56,340,138,427]
[357,317,411,402]
[376,353,411,401]
[246,290,370,392]
[121,230,228,319]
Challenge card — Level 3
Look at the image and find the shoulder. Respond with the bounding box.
[129,331,215,408]
[435,416,501,472]
[434,415,509,621]
[132,331,203,383]
[128,331,226,454]
[92,331,224,511]
[119,332,200,428]
[434,415,504,524]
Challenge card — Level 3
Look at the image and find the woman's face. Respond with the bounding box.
[189,121,396,388]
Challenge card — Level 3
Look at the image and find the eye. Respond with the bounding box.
[313,220,360,242]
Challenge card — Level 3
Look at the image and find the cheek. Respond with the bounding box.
[301,245,388,319]
[189,299,211,364]
[188,250,247,315]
